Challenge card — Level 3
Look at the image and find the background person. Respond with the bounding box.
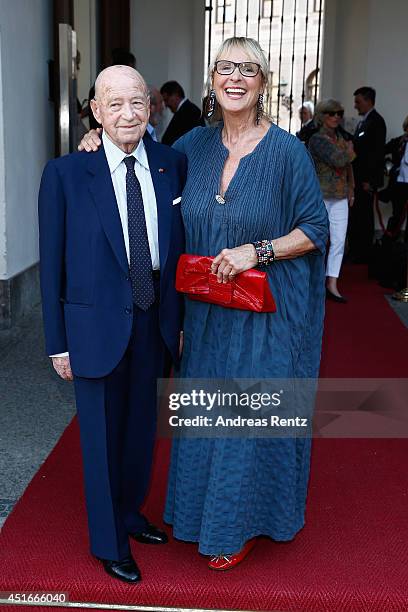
[371,115,408,289]
[147,85,165,141]
[348,86,386,263]
[309,99,356,303]
[160,80,205,145]
[383,115,408,237]
[296,100,316,144]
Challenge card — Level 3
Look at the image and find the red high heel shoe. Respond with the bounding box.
[208,538,257,570]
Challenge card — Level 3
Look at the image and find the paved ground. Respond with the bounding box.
[0,305,75,528]
[385,294,408,327]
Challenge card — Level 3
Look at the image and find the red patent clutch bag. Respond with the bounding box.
[175,254,277,313]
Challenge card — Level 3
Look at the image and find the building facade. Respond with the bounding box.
[0,0,407,330]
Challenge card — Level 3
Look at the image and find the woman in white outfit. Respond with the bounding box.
[309,99,355,303]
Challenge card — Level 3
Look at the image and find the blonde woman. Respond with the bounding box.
[163,37,327,569]
[309,99,356,302]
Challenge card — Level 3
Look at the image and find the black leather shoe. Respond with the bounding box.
[130,523,168,545]
[326,288,347,303]
[99,555,141,583]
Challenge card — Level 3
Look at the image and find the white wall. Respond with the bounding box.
[0,0,54,280]
[321,0,408,139]
[0,33,6,278]
[366,0,408,138]
[130,0,206,107]
[74,0,98,107]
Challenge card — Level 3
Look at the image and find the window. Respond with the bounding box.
[273,0,283,17]
[262,0,271,18]
[262,0,283,18]
[216,0,233,23]
[306,69,319,102]
[313,0,322,12]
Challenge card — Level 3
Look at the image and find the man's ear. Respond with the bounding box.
[90,99,101,124]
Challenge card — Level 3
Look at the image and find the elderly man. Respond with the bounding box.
[39,66,186,583]
[147,86,164,141]
[296,101,316,144]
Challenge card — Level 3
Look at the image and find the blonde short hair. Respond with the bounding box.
[204,37,270,123]
[314,98,344,128]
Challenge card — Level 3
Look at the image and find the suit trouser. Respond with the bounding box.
[324,197,349,278]
[347,186,375,261]
[390,182,408,239]
[73,281,165,561]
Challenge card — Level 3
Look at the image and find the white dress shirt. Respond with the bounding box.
[102,131,160,270]
[176,98,187,112]
[50,132,160,359]
[356,108,374,134]
[361,108,374,122]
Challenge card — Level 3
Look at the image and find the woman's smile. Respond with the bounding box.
[224,87,247,99]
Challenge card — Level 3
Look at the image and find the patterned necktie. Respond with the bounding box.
[123,156,155,310]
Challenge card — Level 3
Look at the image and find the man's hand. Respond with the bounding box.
[52,356,73,381]
[211,244,258,283]
[362,181,371,192]
[78,128,102,152]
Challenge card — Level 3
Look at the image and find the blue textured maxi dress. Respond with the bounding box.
[164,124,328,555]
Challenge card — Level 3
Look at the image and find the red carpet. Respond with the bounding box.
[1,265,408,611]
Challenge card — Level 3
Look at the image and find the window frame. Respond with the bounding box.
[215,0,233,24]
[313,0,322,12]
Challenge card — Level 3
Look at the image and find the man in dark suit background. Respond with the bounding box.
[160,80,204,146]
[348,86,386,262]
[39,66,186,583]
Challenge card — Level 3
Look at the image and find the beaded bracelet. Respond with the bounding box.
[253,240,276,265]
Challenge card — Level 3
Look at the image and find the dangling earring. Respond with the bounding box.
[256,93,264,125]
[206,89,217,118]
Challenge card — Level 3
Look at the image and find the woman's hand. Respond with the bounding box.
[348,189,355,207]
[78,128,103,152]
[211,244,258,283]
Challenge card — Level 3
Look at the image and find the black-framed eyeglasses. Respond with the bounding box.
[214,60,261,77]
[326,110,344,118]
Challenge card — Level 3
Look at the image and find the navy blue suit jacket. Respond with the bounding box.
[39,135,187,378]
